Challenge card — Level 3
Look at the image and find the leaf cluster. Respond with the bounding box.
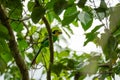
[1,0,120,80]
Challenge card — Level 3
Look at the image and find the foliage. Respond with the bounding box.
[0,0,120,80]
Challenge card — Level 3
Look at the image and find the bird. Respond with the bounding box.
[31,30,62,65]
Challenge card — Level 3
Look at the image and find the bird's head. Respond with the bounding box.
[52,30,62,36]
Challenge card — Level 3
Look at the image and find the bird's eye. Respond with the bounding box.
[52,30,57,34]
[52,31,55,34]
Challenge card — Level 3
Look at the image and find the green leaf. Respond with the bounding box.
[84,32,99,46]
[46,0,55,10]
[26,52,33,61]
[52,62,63,76]
[58,50,70,58]
[0,0,6,5]
[6,0,22,19]
[35,52,42,64]
[29,26,37,36]
[18,39,28,51]
[68,0,74,5]
[60,58,79,70]
[67,59,77,69]
[0,38,10,55]
[82,59,98,75]
[31,6,46,23]
[0,38,12,63]
[100,29,118,60]
[84,24,103,46]
[77,0,87,8]
[17,33,28,51]
[107,36,118,59]
[53,0,67,15]
[78,11,93,31]
[82,6,92,12]
[62,5,79,26]
[46,11,61,23]
[114,29,120,42]
[0,24,8,34]
[1,53,12,64]
[9,7,22,19]
[27,1,35,12]
[5,0,22,9]
[99,73,108,80]
[109,4,120,33]
[114,62,120,74]
[100,0,108,9]
[72,19,79,27]
[35,48,50,68]
[0,56,7,73]
[10,21,23,32]
[0,24,9,39]
[100,30,111,60]
[46,11,54,23]
[91,24,104,33]
[95,0,108,12]
[97,12,106,20]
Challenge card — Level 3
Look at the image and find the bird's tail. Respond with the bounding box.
[31,46,42,66]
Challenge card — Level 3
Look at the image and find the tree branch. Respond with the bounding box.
[0,5,29,80]
[42,16,54,80]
